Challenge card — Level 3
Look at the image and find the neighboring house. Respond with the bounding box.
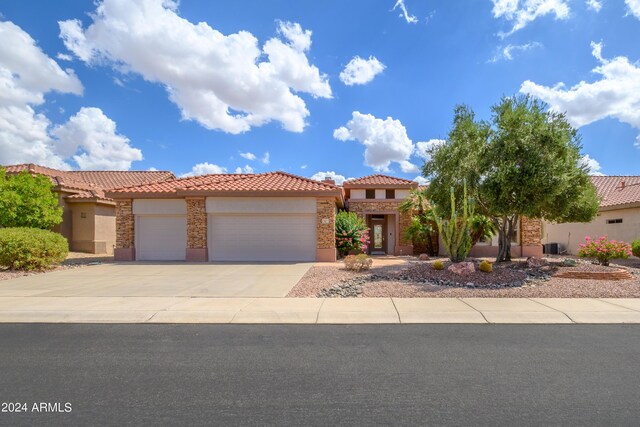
[544,176,640,255]
[3,164,175,254]
[106,172,343,262]
[343,175,415,256]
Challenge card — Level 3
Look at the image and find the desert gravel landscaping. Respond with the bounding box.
[288,256,640,298]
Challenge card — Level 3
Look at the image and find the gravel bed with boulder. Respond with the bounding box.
[0,252,114,281]
[287,256,640,298]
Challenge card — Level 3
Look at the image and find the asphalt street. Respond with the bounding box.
[1,324,639,426]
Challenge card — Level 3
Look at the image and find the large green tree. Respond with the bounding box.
[0,169,63,229]
[424,96,599,262]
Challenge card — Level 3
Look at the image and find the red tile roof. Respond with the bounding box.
[3,164,175,191]
[591,176,640,209]
[343,174,418,187]
[107,171,342,198]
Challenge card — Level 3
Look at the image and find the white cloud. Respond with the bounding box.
[413,175,429,185]
[334,111,415,172]
[491,0,570,37]
[415,139,446,160]
[340,56,386,86]
[586,0,602,12]
[235,165,254,174]
[261,152,270,164]
[300,164,307,169]
[580,154,604,176]
[59,0,331,134]
[181,162,228,177]
[56,53,73,61]
[399,160,419,173]
[520,42,640,146]
[147,167,158,171]
[489,42,542,62]
[51,107,142,170]
[392,0,418,23]
[240,152,256,161]
[626,0,640,19]
[310,171,352,185]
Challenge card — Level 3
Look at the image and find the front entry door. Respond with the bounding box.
[370,218,386,255]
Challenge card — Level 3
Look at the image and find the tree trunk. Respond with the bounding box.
[495,216,513,263]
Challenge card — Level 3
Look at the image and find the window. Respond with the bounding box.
[80,212,87,219]
[385,189,395,199]
[606,218,623,224]
[365,189,375,199]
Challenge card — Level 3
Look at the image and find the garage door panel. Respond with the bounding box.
[209,215,315,261]
[136,216,187,261]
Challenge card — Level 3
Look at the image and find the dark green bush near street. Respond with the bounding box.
[0,227,68,271]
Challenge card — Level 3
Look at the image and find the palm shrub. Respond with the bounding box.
[0,227,68,271]
[578,236,632,266]
[335,211,370,257]
[469,214,497,246]
[434,181,473,263]
[399,189,439,256]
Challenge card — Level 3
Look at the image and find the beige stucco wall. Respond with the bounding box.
[53,191,74,245]
[69,202,115,254]
[543,207,640,255]
[94,204,116,254]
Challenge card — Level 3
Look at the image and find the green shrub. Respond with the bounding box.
[632,240,640,258]
[344,254,373,271]
[335,211,370,257]
[432,260,444,270]
[560,258,577,267]
[0,227,68,271]
[479,260,493,273]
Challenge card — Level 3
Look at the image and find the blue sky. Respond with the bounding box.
[0,0,639,182]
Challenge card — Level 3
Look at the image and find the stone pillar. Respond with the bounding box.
[396,210,414,256]
[186,197,208,262]
[316,198,336,262]
[114,199,135,261]
[520,216,543,257]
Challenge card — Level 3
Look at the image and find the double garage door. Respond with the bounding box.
[133,198,317,262]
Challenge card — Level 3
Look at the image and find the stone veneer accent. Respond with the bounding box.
[347,200,413,246]
[316,198,336,250]
[520,217,542,246]
[186,198,207,249]
[115,199,134,249]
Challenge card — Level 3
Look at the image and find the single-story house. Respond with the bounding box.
[106,171,546,262]
[543,176,640,254]
[3,164,175,254]
[106,173,425,262]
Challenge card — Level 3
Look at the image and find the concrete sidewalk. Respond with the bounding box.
[0,297,640,324]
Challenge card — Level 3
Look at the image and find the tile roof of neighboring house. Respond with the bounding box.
[2,164,175,204]
[3,164,175,191]
[343,174,418,187]
[591,176,640,209]
[106,171,342,199]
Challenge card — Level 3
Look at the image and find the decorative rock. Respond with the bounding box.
[526,257,548,268]
[447,262,476,275]
[418,253,430,261]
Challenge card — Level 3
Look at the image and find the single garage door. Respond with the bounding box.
[209,214,316,261]
[136,215,187,261]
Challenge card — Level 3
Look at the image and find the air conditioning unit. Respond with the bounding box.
[543,243,559,255]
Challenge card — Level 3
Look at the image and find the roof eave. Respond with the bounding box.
[342,183,417,189]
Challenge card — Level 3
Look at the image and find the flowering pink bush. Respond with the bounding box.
[578,236,632,266]
[335,211,370,256]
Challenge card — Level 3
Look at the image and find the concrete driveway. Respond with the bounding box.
[0,263,312,298]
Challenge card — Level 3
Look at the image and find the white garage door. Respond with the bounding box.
[209,214,316,261]
[136,216,187,261]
